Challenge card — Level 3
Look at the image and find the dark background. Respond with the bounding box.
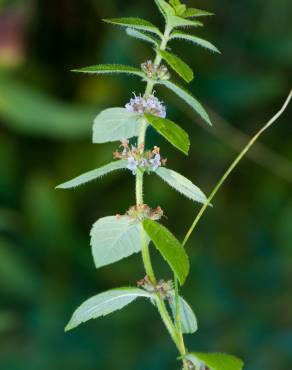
[0,0,292,369]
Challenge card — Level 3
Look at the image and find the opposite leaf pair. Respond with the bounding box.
[89,217,189,285]
[65,286,197,336]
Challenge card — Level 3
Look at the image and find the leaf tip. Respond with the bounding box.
[55,183,68,189]
[205,115,213,126]
[64,322,74,332]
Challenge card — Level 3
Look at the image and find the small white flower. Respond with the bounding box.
[140,158,148,168]
[125,93,166,118]
[127,156,139,175]
[149,154,161,171]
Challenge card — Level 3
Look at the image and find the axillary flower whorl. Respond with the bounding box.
[141,60,170,81]
[125,204,164,222]
[113,141,167,175]
[125,92,167,118]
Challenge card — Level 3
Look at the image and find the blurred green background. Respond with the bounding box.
[0,0,291,369]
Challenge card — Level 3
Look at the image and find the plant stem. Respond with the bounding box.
[155,294,178,344]
[174,275,188,370]
[136,24,170,283]
[183,89,292,248]
[135,22,188,369]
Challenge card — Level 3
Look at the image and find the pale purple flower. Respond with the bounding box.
[149,154,161,171]
[125,93,166,118]
[140,158,148,168]
[127,156,139,175]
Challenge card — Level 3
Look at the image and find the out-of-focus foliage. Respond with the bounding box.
[0,1,291,370]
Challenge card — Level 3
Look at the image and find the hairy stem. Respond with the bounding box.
[174,275,188,369]
[135,22,188,369]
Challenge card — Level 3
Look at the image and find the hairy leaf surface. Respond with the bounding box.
[158,49,194,83]
[185,352,244,370]
[144,113,190,155]
[170,31,220,53]
[56,160,128,189]
[169,295,198,334]
[65,288,153,331]
[154,0,175,18]
[159,80,212,125]
[183,8,214,18]
[168,15,203,29]
[143,220,189,285]
[155,167,207,204]
[72,64,144,77]
[90,216,147,268]
[103,17,162,37]
[126,28,160,46]
[93,108,142,143]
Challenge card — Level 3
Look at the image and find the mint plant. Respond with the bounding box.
[56,1,292,369]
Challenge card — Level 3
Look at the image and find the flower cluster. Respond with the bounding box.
[137,276,174,299]
[113,140,167,175]
[126,204,163,222]
[125,92,166,118]
[186,361,210,370]
[141,60,170,81]
[116,205,163,223]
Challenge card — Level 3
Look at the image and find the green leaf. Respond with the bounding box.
[169,0,186,16]
[90,216,147,268]
[158,49,194,83]
[72,64,144,78]
[93,108,142,143]
[170,31,220,53]
[103,17,162,37]
[144,113,190,155]
[126,28,160,46]
[143,219,189,285]
[185,352,244,370]
[175,5,187,16]
[158,80,212,125]
[183,8,214,18]
[168,15,203,29]
[65,288,153,331]
[169,295,198,334]
[56,160,128,189]
[155,167,207,204]
[169,0,182,5]
[154,0,175,18]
